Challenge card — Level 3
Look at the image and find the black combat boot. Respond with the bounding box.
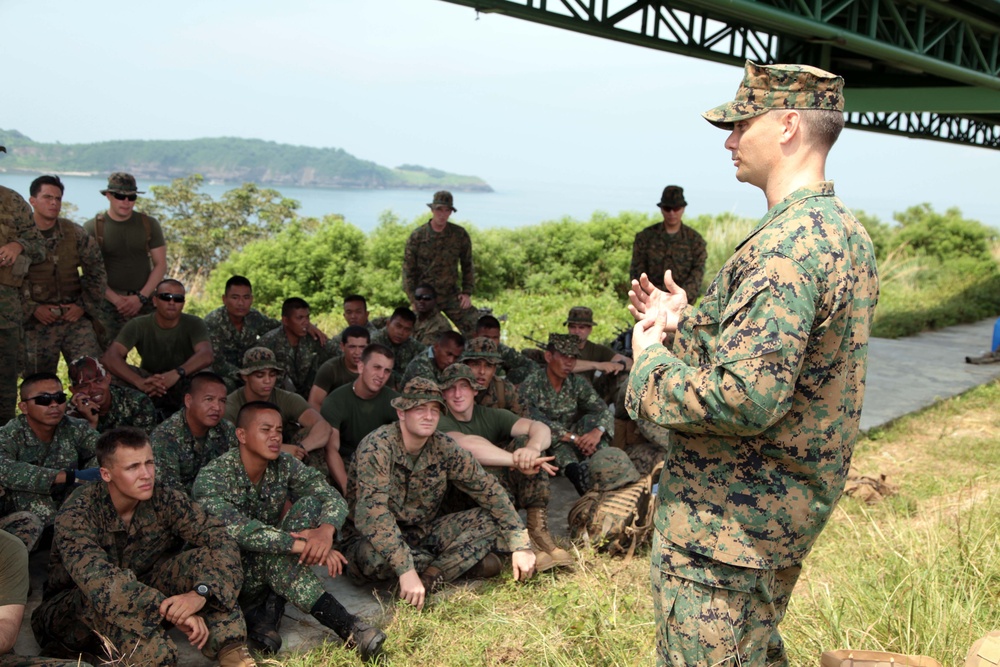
[246,590,286,654]
[310,592,386,662]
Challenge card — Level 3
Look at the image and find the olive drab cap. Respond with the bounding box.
[702,60,845,130]
[427,190,456,212]
[548,333,582,358]
[564,306,596,327]
[657,185,687,209]
[100,172,144,195]
[439,363,485,392]
[239,347,284,377]
[461,337,502,365]
[390,376,446,411]
[588,448,641,492]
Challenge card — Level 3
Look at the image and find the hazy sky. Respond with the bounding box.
[3,0,998,227]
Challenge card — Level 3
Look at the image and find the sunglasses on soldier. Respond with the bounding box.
[110,192,138,202]
[156,293,185,303]
[24,391,67,406]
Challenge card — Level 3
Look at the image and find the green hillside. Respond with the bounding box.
[0,129,492,191]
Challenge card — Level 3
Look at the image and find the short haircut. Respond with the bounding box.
[344,294,367,308]
[796,108,846,151]
[435,331,466,347]
[96,427,150,467]
[237,400,281,429]
[225,275,252,293]
[341,325,371,345]
[362,343,395,363]
[155,278,184,293]
[389,306,416,324]
[282,297,310,317]
[477,315,501,331]
[20,372,61,400]
[185,371,227,397]
[415,283,437,296]
[30,175,65,197]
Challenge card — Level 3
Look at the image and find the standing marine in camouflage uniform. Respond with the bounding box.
[630,185,708,299]
[519,334,614,493]
[0,373,98,551]
[626,61,879,667]
[370,307,426,388]
[0,145,46,422]
[411,283,455,345]
[193,401,385,661]
[475,315,537,385]
[340,377,535,611]
[32,427,255,666]
[150,372,237,495]
[463,336,524,415]
[258,297,335,398]
[22,175,106,375]
[66,356,157,435]
[402,330,465,384]
[402,191,480,337]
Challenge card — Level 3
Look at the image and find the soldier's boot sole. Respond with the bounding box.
[218,643,258,666]
[345,621,387,663]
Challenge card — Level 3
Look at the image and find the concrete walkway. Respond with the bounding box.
[14,317,1000,663]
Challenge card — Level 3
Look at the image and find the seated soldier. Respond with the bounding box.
[308,325,371,411]
[258,297,336,399]
[320,344,399,495]
[402,330,465,384]
[437,364,572,571]
[411,284,454,346]
[32,427,254,667]
[463,337,524,415]
[475,315,537,384]
[101,278,213,418]
[150,372,237,495]
[563,306,632,385]
[519,334,615,495]
[67,356,157,434]
[370,307,425,388]
[340,377,535,610]
[0,373,98,551]
[193,401,385,661]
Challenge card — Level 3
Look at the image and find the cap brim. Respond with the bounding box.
[390,396,446,410]
[701,101,767,130]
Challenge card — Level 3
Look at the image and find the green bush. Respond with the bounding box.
[893,204,995,263]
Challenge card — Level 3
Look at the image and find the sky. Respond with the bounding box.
[2,0,998,227]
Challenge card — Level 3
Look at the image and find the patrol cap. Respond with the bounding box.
[239,347,283,376]
[564,306,596,327]
[427,190,456,212]
[702,60,845,130]
[390,377,446,411]
[548,333,582,358]
[657,185,687,209]
[101,172,145,195]
[461,336,502,365]
[589,448,641,492]
[68,356,108,386]
[439,363,485,392]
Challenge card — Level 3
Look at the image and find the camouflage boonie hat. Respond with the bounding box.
[100,172,145,195]
[390,377,446,411]
[702,60,845,130]
[439,363,485,392]
[239,347,284,376]
[564,307,595,327]
[548,333,582,357]
[68,356,107,386]
[461,337,502,365]
[427,190,456,212]
[657,185,687,209]
[589,448,641,492]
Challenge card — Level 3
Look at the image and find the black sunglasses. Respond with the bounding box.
[156,293,186,303]
[24,391,67,406]
[660,205,683,212]
[414,295,435,301]
[110,192,138,202]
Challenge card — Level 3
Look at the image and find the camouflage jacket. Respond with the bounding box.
[150,408,238,495]
[519,368,613,441]
[476,375,524,416]
[402,348,447,384]
[630,222,708,299]
[402,221,474,300]
[370,328,426,387]
[68,384,157,435]
[203,307,280,383]
[21,218,107,319]
[626,182,879,570]
[0,186,46,330]
[0,415,98,496]
[413,311,454,347]
[44,482,242,639]
[497,342,537,385]
[193,449,347,554]
[343,422,530,576]
[258,326,336,397]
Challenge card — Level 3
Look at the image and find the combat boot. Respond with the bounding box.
[419,565,445,594]
[217,643,257,666]
[532,548,555,572]
[245,590,285,654]
[310,592,386,662]
[465,553,502,579]
[527,507,574,569]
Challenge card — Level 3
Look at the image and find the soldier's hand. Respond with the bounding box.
[281,444,307,460]
[160,590,206,626]
[398,569,426,610]
[117,294,142,317]
[512,550,535,582]
[70,394,100,426]
[60,303,85,323]
[575,430,601,455]
[33,305,60,325]
[458,293,473,310]
[290,523,335,566]
[306,323,329,345]
[540,461,559,477]
[178,614,209,650]
[0,241,23,266]
[325,549,348,578]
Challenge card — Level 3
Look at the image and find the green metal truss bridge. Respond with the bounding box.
[439,0,1000,150]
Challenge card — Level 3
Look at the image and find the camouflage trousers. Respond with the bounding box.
[32,548,246,666]
[0,656,91,667]
[344,507,502,584]
[22,318,101,376]
[442,436,550,513]
[550,413,612,473]
[239,496,327,613]
[0,324,21,423]
[650,529,799,667]
[0,510,45,552]
[436,292,480,339]
[94,297,154,350]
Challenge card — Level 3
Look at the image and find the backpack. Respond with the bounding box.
[568,460,663,561]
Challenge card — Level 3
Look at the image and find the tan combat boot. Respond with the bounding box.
[527,507,574,568]
[217,643,257,667]
[533,548,554,572]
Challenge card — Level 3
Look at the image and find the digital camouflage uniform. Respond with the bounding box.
[402,347,448,384]
[0,415,98,550]
[0,185,46,422]
[341,422,530,583]
[369,327,426,388]
[203,306,280,392]
[68,384,157,435]
[193,449,348,611]
[476,375,524,415]
[630,223,708,299]
[21,219,106,375]
[627,61,880,667]
[413,310,454,346]
[32,482,246,665]
[150,408,238,496]
[497,342,537,385]
[258,326,336,398]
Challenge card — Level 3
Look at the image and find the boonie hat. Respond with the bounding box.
[69,356,108,386]
[390,377,446,411]
[589,448,641,492]
[101,172,145,195]
[461,337,502,365]
[564,306,596,327]
[702,60,845,130]
[657,185,687,209]
[239,347,284,376]
[427,190,456,212]
[439,364,485,392]
[548,333,582,358]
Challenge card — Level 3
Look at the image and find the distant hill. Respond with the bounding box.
[0,129,492,192]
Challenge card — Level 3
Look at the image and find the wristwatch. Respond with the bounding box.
[597,426,607,434]
[175,367,187,379]
[570,434,577,442]
[137,293,150,306]
[195,583,210,598]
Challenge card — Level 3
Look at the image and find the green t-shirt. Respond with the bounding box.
[224,387,310,425]
[116,313,209,374]
[438,404,519,444]
[84,211,166,292]
[578,339,617,385]
[0,529,28,606]
[313,356,359,394]
[320,384,399,461]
